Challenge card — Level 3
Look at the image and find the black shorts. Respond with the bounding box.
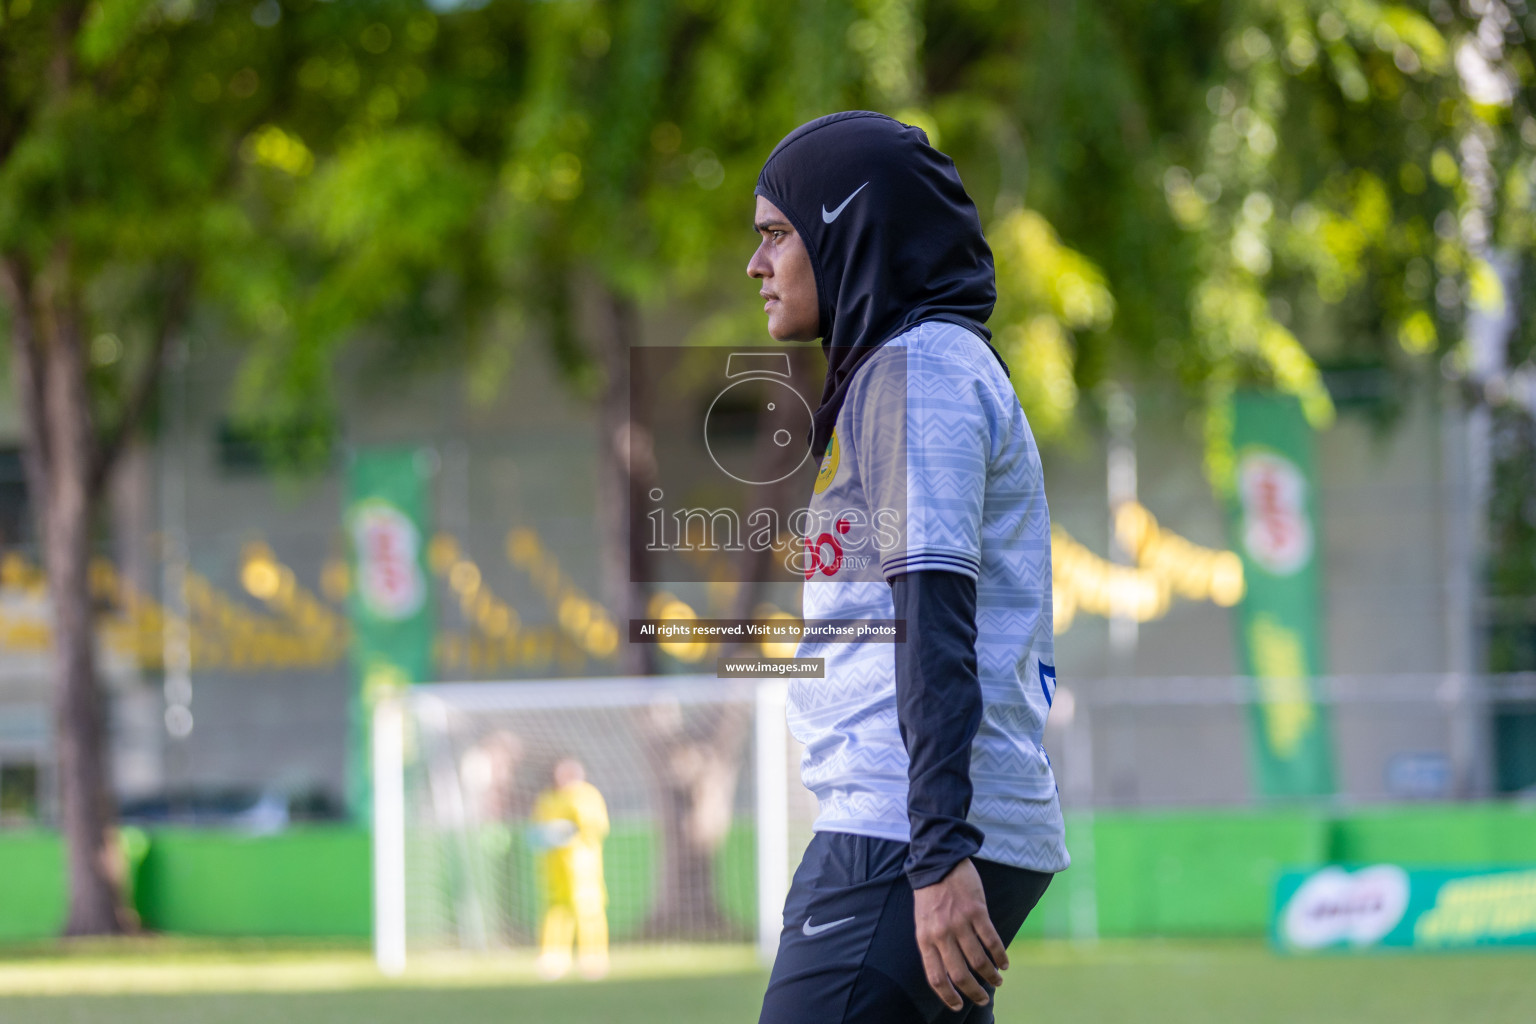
[758,831,1054,1024]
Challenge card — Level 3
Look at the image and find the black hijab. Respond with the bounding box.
[755,111,1008,460]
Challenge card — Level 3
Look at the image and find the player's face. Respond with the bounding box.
[747,195,820,342]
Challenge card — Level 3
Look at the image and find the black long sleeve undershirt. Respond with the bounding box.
[890,568,985,890]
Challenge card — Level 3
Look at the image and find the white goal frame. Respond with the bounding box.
[372,675,791,976]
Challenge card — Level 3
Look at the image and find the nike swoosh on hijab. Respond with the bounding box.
[754,111,1009,461]
[821,182,869,223]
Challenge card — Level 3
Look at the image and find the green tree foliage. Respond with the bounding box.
[0,0,511,933]
[919,1,1536,488]
[8,0,1529,476]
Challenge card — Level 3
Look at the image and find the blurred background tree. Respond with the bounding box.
[3,0,1534,936]
[0,0,503,933]
[921,1,1535,484]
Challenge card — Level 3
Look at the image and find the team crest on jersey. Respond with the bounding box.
[814,430,840,494]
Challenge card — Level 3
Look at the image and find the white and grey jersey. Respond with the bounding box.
[791,320,1070,875]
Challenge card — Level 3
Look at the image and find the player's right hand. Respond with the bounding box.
[912,857,1008,1012]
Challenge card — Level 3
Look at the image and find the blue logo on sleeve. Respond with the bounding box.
[1039,662,1056,707]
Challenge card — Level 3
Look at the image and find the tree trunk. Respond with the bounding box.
[46,340,122,936]
[3,256,127,935]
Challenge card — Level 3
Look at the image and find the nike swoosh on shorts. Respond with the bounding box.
[802,915,856,937]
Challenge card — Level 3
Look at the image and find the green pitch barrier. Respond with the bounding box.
[1330,804,1536,864]
[2,805,1534,942]
[134,828,373,936]
[1031,809,1333,937]
[0,832,66,940]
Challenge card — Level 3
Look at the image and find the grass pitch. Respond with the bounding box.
[0,937,1531,1023]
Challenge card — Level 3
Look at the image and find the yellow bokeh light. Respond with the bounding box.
[241,558,282,600]
[448,560,481,594]
[1053,502,1246,634]
[506,528,539,567]
[1209,552,1246,607]
[656,597,706,662]
[559,594,592,635]
[320,559,351,602]
[585,621,618,657]
[480,604,512,635]
[427,533,460,574]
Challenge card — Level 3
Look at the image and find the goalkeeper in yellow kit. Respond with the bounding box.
[531,757,610,980]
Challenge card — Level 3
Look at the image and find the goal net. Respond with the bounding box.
[372,676,813,974]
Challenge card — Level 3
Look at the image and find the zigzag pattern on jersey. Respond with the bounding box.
[817,789,908,825]
[800,581,892,620]
[817,791,1066,833]
[791,697,901,741]
[976,544,1050,588]
[979,548,1052,585]
[793,719,906,774]
[975,640,1034,677]
[976,605,1046,637]
[788,657,896,707]
[980,511,1049,543]
[979,835,1071,873]
[981,547,1050,576]
[979,529,1049,561]
[971,795,1063,825]
[802,741,910,787]
[842,357,908,524]
[972,780,1059,805]
[970,743,1052,781]
[902,467,984,562]
[981,528,1052,552]
[853,347,991,572]
[976,690,1039,721]
[981,699,1049,735]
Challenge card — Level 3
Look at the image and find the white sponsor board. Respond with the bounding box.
[1280,865,1411,949]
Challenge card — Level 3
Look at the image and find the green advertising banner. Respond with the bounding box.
[1227,392,1335,798]
[346,448,435,819]
[1274,865,1536,952]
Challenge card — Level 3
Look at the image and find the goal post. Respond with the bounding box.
[753,678,789,961]
[372,695,407,976]
[371,675,802,973]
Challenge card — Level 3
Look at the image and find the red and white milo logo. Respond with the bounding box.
[352,501,426,620]
[1238,450,1312,576]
